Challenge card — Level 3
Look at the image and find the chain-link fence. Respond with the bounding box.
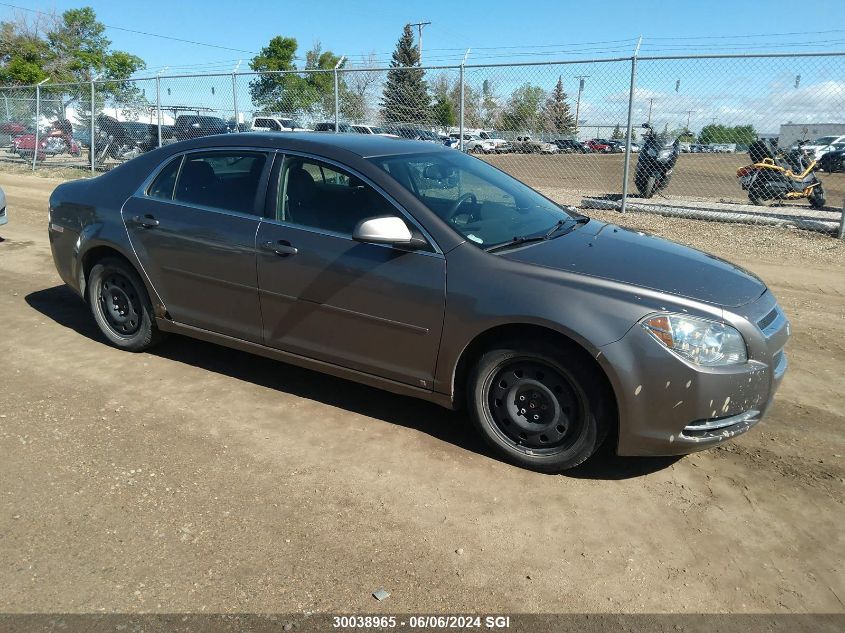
[2,51,844,236]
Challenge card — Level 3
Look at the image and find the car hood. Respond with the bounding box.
[500,220,766,308]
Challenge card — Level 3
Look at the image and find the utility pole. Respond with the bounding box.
[647,98,654,125]
[573,75,589,136]
[685,110,695,131]
[409,21,431,63]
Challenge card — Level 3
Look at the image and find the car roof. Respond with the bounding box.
[167,131,448,159]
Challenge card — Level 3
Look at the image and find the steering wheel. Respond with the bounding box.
[447,192,478,223]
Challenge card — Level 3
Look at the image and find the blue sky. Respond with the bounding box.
[4,0,845,134]
[5,0,845,72]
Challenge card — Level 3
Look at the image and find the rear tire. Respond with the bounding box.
[749,182,776,206]
[467,340,610,473]
[88,257,164,352]
[808,183,826,209]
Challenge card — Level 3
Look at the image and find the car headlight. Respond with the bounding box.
[642,314,747,366]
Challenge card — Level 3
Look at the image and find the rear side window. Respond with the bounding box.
[147,156,182,200]
[173,151,268,214]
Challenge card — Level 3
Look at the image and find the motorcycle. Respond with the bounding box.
[10,119,81,162]
[90,114,142,166]
[634,123,681,198]
[736,139,825,208]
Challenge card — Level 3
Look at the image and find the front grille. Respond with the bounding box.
[683,410,759,437]
[758,307,779,331]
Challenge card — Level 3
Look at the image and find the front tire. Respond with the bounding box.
[467,341,610,472]
[88,257,164,352]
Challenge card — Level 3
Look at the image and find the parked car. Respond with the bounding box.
[122,122,163,153]
[388,126,442,143]
[817,143,845,173]
[46,133,790,472]
[553,139,588,153]
[795,135,845,160]
[352,124,395,136]
[252,116,308,132]
[450,133,496,154]
[313,122,355,133]
[511,136,558,154]
[11,119,81,161]
[604,140,625,153]
[585,139,612,152]
[173,115,229,141]
[477,130,511,153]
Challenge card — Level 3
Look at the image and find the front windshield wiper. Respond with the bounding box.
[485,217,590,253]
[484,234,548,253]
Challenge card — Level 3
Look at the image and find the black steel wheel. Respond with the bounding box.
[486,359,584,453]
[98,272,142,336]
[468,341,610,472]
[88,257,164,351]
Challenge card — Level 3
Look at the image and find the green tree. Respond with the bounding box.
[698,123,756,145]
[248,36,310,113]
[540,76,574,135]
[610,124,623,140]
[431,74,456,127]
[304,41,345,115]
[381,24,430,123]
[500,83,545,131]
[0,8,145,117]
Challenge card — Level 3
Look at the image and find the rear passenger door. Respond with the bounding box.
[255,155,446,388]
[122,150,271,343]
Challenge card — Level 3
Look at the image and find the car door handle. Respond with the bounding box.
[132,214,159,228]
[261,240,298,257]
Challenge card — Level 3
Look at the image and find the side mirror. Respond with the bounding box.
[352,216,426,249]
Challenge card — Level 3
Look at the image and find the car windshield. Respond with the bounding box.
[370,151,577,249]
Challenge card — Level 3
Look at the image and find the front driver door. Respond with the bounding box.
[122,150,270,342]
[255,155,446,388]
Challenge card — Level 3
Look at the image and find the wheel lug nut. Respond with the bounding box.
[519,395,525,401]
[533,415,540,420]
[520,408,526,415]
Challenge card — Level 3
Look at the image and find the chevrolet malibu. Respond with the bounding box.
[48,133,790,472]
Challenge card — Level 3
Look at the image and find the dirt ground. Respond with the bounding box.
[0,170,843,616]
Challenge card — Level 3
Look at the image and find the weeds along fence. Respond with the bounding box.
[2,51,845,237]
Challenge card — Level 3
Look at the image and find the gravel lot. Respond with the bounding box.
[0,170,843,616]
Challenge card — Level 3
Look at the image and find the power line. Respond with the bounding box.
[0,2,256,54]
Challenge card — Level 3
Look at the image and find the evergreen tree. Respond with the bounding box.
[380,24,430,123]
[540,76,574,135]
[611,124,623,140]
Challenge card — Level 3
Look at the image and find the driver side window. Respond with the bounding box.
[277,157,396,236]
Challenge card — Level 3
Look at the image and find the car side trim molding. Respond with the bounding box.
[156,318,454,409]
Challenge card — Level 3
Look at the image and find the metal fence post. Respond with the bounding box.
[90,77,95,174]
[838,195,845,240]
[232,72,239,132]
[333,57,345,134]
[620,37,642,213]
[459,49,470,152]
[156,74,162,147]
[32,78,48,172]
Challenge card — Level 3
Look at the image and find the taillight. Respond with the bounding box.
[736,166,753,177]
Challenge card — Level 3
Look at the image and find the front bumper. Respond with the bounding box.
[599,290,790,456]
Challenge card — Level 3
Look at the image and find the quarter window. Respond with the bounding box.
[173,151,267,214]
[277,157,396,235]
[147,156,182,200]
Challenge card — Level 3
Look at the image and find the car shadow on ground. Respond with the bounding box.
[25,284,680,480]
